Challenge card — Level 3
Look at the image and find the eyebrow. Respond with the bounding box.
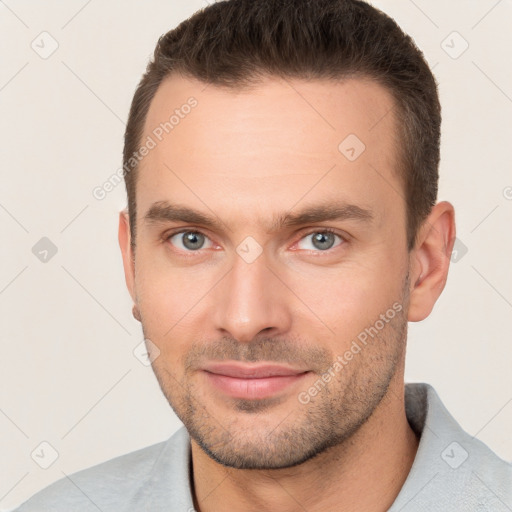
[143,200,374,232]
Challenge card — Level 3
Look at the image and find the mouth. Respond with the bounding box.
[201,362,310,400]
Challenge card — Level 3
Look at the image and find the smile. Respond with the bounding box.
[201,362,310,400]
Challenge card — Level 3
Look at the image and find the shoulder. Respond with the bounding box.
[397,383,512,511]
[14,437,171,512]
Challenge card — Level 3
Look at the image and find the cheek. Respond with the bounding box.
[134,233,408,346]
[285,253,406,337]
[133,253,212,338]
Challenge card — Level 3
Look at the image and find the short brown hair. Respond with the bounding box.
[123,0,441,251]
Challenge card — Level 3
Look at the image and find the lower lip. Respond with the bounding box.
[204,371,309,400]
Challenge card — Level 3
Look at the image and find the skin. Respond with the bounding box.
[118,75,455,511]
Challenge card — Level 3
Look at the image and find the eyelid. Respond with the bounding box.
[164,228,216,252]
[292,227,346,251]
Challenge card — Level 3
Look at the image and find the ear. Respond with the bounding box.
[408,201,456,322]
[118,208,136,303]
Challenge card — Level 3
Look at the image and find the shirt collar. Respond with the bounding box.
[127,383,509,511]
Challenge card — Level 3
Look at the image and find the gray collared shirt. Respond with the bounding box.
[13,383,512,511]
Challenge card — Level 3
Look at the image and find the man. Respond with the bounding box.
[15,0,512,510]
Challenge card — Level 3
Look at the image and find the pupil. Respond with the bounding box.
[183,232,204,250]
[313,232,334,250]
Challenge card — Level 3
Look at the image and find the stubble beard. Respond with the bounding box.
[144,279,410,470]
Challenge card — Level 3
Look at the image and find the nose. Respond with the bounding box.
[212,251,293,344]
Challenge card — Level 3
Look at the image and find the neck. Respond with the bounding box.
[190,376,419,512]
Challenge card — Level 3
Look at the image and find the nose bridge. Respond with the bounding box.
[212,250,291,343]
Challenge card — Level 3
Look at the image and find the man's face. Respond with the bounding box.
[122,75,412,469]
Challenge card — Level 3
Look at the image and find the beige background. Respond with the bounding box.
[1,0,511,509]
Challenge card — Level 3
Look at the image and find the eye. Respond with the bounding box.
[168,231,214,251]
[296,230,343,251]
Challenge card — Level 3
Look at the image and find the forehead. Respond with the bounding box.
[136,74,402,230]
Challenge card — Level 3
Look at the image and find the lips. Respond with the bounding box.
[202,362,309,400]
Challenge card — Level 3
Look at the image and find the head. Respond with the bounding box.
[119,0,455,469]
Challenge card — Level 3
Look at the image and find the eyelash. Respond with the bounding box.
[163,227,346,255]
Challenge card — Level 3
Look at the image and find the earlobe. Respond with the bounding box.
[118,209,137,303]
[408,201,456,322]
[132,304,141,322]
